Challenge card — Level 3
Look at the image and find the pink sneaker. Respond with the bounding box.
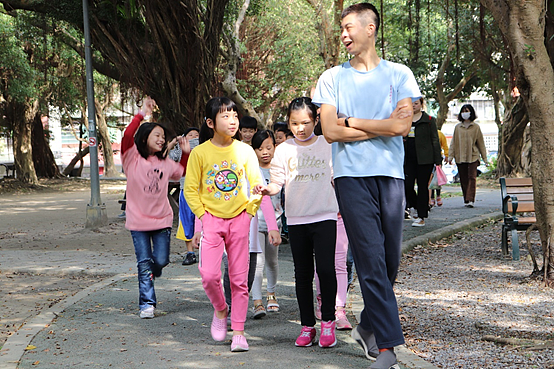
[315,295,322,320]
[210,307,228,342]
[318,320,337,348]
[231,334,249,352]
[335,307,352,330]
[295,326,316,347]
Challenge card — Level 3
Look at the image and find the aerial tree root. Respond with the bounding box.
[482,335,554,351]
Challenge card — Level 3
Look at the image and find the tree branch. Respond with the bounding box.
[445,62,477,101]
[0,0,57,14]
[19,14,126,82]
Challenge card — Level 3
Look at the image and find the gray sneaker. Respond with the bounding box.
[351,326,378,360]
[370,349,400,369]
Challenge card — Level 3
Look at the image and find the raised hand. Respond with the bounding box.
[142,96,156,117]
[178,135,191,154]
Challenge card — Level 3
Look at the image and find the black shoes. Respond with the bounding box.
[182,252,197,265]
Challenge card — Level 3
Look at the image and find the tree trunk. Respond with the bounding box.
[305,0,344,69]
[496,96,528,177]
[435,99,450,131]
[481,0,554,283]
[435,43,476,129]
[62,146,90,177]
[220,0,262,123]
[31,112,61,178]
[6,99,38,184]
[95,107,119,178]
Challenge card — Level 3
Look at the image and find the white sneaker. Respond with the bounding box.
[140,305,155,319]
[412,218,425,227]
[465,202,474,208]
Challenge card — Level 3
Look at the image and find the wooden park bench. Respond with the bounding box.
[499,177,536,261]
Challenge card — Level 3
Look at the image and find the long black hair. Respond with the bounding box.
[199,121,213,144]
[287,97,318,124]
[134,122,170,160]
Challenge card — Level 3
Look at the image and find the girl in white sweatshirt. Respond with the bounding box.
[253,97,338,349]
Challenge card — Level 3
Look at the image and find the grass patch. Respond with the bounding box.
[441,191,463,198]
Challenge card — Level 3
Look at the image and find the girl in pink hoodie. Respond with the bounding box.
[121,97,189,319]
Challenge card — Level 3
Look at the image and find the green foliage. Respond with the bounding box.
[374,0,507,103]
[489,155,497,172]
[0,8,129,137]
[0,14,38,104]
[233,0,324,121]
[0,0,512,129]
[11,12,87,113]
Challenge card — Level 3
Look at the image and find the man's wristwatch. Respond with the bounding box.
[344,117,350,127]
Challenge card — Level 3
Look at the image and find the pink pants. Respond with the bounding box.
[198,211,251,331]
[316,216,349,307]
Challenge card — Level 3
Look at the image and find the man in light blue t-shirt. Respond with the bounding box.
[312,3,420,369]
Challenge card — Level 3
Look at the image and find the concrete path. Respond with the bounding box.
[0,184,502,369]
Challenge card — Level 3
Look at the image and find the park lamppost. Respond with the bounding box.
[83,0,107,228]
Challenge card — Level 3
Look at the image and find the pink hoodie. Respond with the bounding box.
[121,113,188,231]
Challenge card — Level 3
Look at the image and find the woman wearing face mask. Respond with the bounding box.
[448,104,488,208]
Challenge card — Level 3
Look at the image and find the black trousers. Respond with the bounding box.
[289,220,337,326]
[404,161,434,219]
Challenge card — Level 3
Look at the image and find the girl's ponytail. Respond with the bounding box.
[287,97,318,124]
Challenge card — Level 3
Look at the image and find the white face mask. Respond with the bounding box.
[461,112,471,120]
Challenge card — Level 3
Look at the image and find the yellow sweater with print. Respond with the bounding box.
[184,139,263,219]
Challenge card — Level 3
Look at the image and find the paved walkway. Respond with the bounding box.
[0,185,502,369]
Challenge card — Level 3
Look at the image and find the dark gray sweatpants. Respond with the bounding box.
[334,176,405,349]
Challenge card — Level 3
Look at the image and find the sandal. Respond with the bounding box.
[436,197,443,206]
[253,302,266,319]
[266,294,280,313]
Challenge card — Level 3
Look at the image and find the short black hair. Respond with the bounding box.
[251,130,276,150]
[457,104,477,122]
[183,127,199,136]
[342,2,380,36]
[273,122,289,134]
[134,122,169,160]
[205,97,238,133]
[240,116,258,130]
